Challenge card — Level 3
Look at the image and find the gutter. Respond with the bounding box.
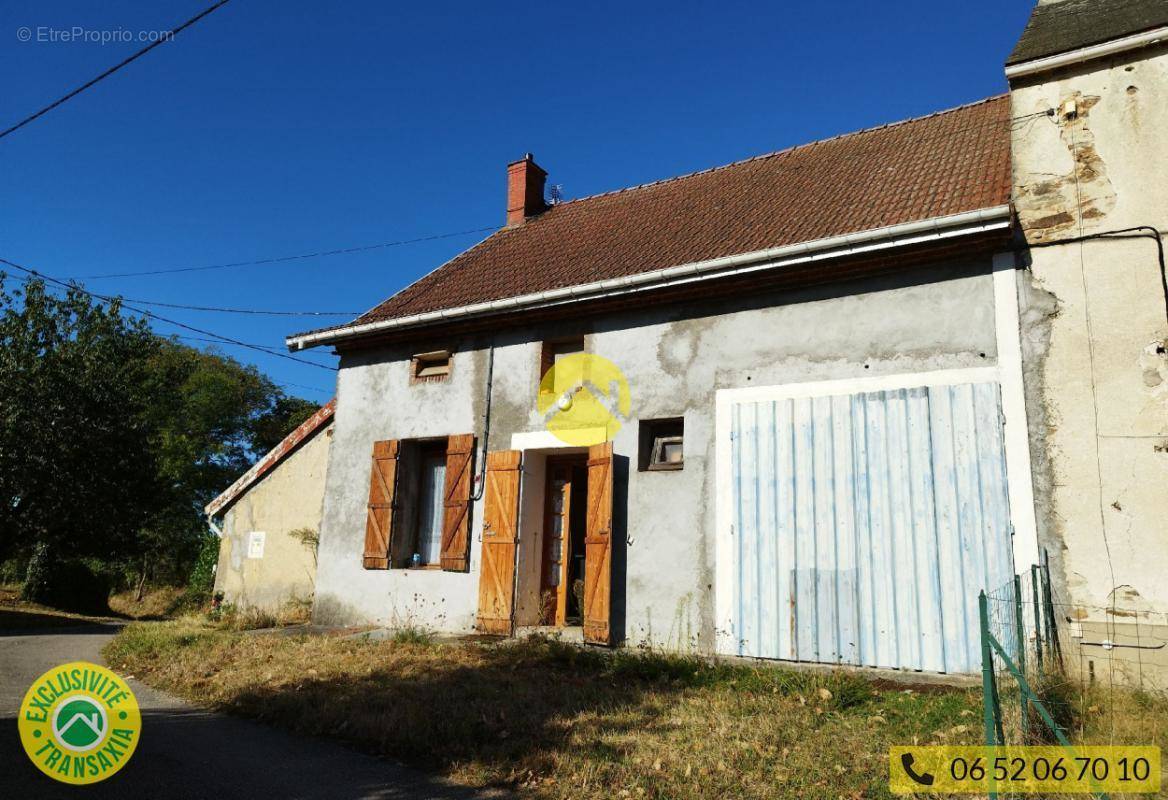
[1006,25,1168,80]
[286,205,1011,351]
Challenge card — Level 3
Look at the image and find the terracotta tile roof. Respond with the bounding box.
[302,95,1011,339]
[205,399,335,517]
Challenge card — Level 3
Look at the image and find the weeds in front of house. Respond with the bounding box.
[207,602,279,631]
[103,622,997,799]
[389,624,434,645]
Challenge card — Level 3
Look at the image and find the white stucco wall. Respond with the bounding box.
[1010,44,1168,623]
[312,259,1004,650]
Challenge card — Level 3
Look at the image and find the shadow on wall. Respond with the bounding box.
[612,453,629,647]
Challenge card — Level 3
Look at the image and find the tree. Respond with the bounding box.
[249,394,320,455]
[133,339,292,584]
[0,274,327,599]
[0,276,161,569]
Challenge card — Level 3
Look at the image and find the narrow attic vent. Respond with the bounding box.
[411,350,451,383]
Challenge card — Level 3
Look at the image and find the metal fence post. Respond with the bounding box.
[1031,564,1044,673]
[1013,574,1028,737]
[979,592,1000,743]
[980,591,1001,800]
[1041,551,1064,670]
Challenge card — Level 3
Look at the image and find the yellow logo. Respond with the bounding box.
[18,661,142,784]
[537,353,631,446]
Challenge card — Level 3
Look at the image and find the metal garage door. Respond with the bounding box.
[726,380,1014,673]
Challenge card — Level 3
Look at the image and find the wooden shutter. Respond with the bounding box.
[362,440,400,569]
[584,441,614,645]
[440,433,475,572]
[476,450,522,635]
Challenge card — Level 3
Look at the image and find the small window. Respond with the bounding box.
[639,417,684,471]
[411,350,451,383]
[539,337,585,393]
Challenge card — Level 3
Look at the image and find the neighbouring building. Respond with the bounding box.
[1007,0,1168,683]
[285,0,1167,678]
[205,400,336,614]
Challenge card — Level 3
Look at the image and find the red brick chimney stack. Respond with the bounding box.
[506,153,548,227]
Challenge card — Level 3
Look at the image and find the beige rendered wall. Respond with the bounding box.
[1010,45,1168,656]
[213,424,332,613]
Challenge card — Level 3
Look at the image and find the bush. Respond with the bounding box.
[390,625,434,645]
[21,543,111,614]
[210,603,278,631]
[0,557,26,586]
[184,537,219,597]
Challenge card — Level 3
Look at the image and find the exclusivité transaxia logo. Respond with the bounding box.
[18,661,141,784]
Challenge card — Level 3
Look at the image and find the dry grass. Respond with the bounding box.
[108,586,187,619]
[105,621,989,799]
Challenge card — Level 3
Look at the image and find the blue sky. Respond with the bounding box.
[0,0,1034,401]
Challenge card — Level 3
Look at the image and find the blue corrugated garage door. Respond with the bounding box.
[728,381,1014,673]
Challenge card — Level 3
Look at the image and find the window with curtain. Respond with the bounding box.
[415,451,447,565]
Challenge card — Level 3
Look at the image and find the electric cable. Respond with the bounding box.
[0,257,337,372]
[1,0,233,141]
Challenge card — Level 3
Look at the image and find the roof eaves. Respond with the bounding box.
[286,204,1012,351]
[204,399,336,518]
[1006,23,1168,78]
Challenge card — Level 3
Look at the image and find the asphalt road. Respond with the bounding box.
[0,623,504,799]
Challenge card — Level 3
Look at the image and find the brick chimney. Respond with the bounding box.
[506,153,547,226]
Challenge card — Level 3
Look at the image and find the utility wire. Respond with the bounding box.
[1,0,233,141]
[43,108,1054,282]
[111,297,359,316]
[0,257,337,372]
[171,336,333,395]
[56,109,1056,280]
[8,264,358,319]
[76,226,499,279]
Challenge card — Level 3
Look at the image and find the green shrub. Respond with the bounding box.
[390,625,434,645]
[0,557,26,586]
[186,535,219,598]
[21,543,111,614]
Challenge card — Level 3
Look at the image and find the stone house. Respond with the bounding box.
[1006,0,1168,682]
[284,0,1167,677]
[205,401,335,614]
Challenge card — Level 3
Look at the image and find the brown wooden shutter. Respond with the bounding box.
[475,450,522,635]
[440,433,475,572]
[584,441,614,645]
[362,440,400,569]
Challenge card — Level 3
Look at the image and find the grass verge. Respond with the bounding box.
[105,621,989,799]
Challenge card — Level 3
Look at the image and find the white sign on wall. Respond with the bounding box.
[246,531,266,559]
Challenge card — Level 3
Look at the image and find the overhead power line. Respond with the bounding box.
[112,297,359,316]
[170,337,333,395]
[76,226,499,279]
[1,0,233,141]
[0,257,337,372]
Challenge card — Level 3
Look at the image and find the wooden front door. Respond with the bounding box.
[476,450,522,635]
[583,442,614,645]
[540,459,578,626]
